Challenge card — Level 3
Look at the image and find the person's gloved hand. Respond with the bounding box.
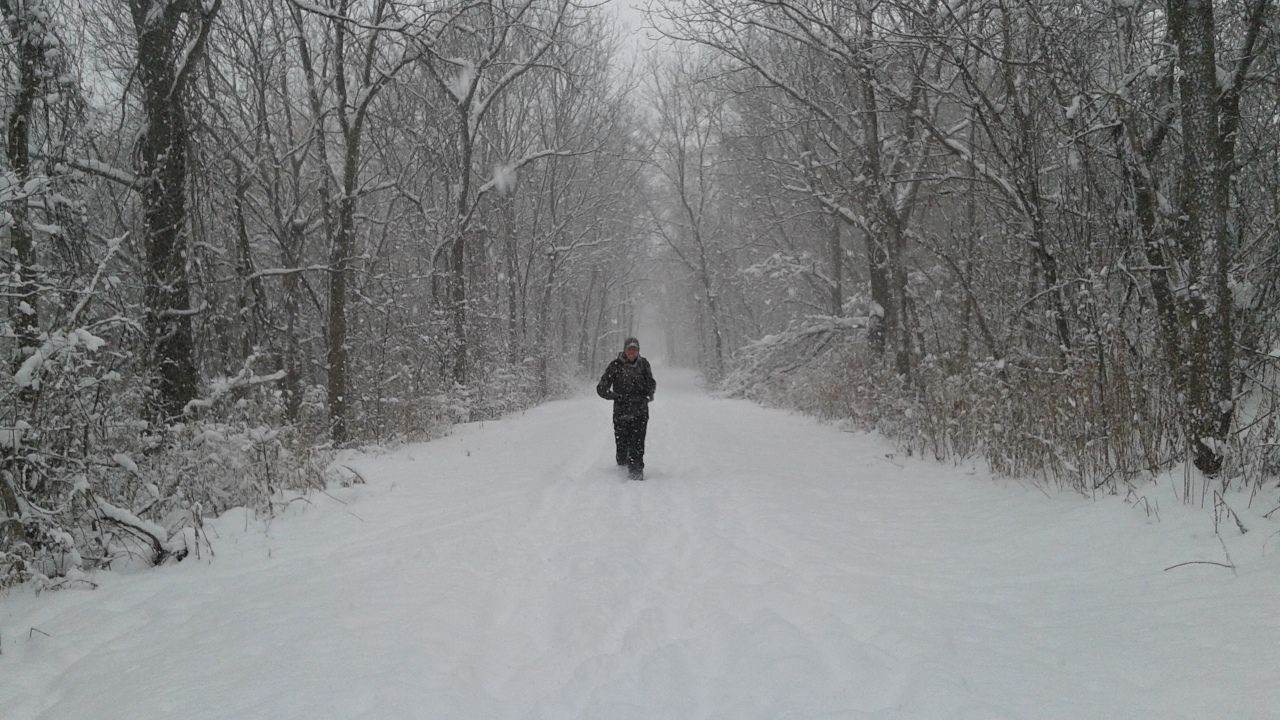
[647,395,654,403]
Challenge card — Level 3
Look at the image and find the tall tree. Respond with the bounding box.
[128,0,221,421]
[1165,0,1271,474]
[289,0,439,443]
[418,0,574,384]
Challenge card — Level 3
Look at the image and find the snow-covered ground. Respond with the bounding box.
[2,369,1277,719]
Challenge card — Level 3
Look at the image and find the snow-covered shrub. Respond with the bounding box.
[721,316,863,406]
[442,354,572,424]
[0,251,332,587]
[472,361,536,419]
[0,338,333,588]
[723,317,1181,496]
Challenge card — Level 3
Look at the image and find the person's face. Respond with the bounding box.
[625,346,639,360]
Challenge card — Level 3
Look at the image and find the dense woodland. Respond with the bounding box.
[1,0,1277,588]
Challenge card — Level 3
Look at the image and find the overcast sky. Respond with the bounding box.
[608,0,649,31]
[606,0,666,59]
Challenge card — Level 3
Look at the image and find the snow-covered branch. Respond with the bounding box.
[63,157,140,188]
[94,497,186,564]
[167,0,223,101]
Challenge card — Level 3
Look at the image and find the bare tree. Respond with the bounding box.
[418,0,576,384]
[1162,0,1271,474]
[125,0,223,420]
[644,49,730,377]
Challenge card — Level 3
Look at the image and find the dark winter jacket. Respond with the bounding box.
[597,353,656,414]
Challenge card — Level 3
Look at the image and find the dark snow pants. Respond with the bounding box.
[613,406,649,470]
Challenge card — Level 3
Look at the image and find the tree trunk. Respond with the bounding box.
[577,269,597,368]
[590,280,609,370]
[131,0,203,422]
[865,230,891,352]
[1169,0,1232,476]
[888,223,911,377]
[327,135,359,444]
[232,169,263,364]
[449,229,468,384]
[282,221,304,424]
[829,211,843,317]
[0,0,34,540]
[291,3,341,437]
[321,8,363,447]
[503,194,519,353]
[536,250,558,398]
[1123,124,1184,389]
[695,245,724,378]
[3,0,42,365]
[0,471,22,555]
[857,2,907,374]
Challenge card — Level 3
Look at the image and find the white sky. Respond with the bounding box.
[604,0,667,60]
[606,0,649,32]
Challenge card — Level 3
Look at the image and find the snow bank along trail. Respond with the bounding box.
[1,369,1276,719]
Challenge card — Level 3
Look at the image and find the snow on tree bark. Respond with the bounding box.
[128,0,221,422]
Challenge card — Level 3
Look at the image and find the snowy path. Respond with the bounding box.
[2,369,1277,719]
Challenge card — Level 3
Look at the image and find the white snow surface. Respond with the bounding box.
[2,369,1277,719]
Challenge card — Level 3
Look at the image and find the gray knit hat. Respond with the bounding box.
[623,337,640,350]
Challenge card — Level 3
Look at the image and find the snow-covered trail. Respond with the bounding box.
[2,369,1277,719]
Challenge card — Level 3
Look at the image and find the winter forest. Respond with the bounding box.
[2,0,1279,598]
[3,0,1280,715]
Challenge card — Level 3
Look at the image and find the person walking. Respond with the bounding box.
[596,337,656,480]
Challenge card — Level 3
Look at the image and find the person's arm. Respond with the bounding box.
[645,360,656,401]
[596,363,617,400]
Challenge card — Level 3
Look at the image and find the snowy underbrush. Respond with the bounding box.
[818,350,1178,495]
[0,339,340,590]
[724,318,1280,511]
[0,401,335,592]
[0,343,581,590]
[721,316,864,406]
[439,355,576,424]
